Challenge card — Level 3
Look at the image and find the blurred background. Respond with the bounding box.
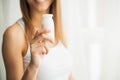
[0,0,120,80]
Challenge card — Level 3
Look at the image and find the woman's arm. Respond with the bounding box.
[2,25,25,80]
[2,25,38,80]
[22,63,39,80]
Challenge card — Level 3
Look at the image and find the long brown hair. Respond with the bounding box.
[20,0,67,47]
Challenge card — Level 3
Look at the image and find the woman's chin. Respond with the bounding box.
[36,7,49,14]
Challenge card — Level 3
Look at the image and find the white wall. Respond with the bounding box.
[0,0,6,79]
[0,0,21,80]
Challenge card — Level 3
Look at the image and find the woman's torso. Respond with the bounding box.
[17,18,72,80]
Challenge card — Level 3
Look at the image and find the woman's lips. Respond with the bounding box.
[35,0,45,3]
[35,0,47,5]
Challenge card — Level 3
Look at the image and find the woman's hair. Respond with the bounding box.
[20,0,67,47]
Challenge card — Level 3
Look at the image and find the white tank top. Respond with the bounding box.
[17,18,73,80]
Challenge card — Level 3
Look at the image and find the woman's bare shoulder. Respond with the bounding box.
[3,22,25,41]
[3,22,26,51]
[4,23,23,36]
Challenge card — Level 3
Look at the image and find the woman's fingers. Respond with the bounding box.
[38,34,54,43]
[32,42,49,55]
[44,44,49,54]
[33,29,50,39]
[30,29,53,56]
[31,34,54,44]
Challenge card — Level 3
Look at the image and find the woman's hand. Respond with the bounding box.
[30,29,54,68]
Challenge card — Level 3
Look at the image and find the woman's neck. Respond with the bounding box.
[30,9,50,29]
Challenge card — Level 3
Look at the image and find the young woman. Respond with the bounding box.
[2,0,74,80]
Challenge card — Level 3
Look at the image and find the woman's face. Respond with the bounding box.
[27,0,54,13]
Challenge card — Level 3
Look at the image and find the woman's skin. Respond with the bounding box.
[2,0,74,80]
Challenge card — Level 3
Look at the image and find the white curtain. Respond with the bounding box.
[0,0,120,80]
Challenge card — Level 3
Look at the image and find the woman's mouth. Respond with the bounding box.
[35,0,45,3]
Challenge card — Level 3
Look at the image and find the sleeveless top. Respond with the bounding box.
[17,18,73,80]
